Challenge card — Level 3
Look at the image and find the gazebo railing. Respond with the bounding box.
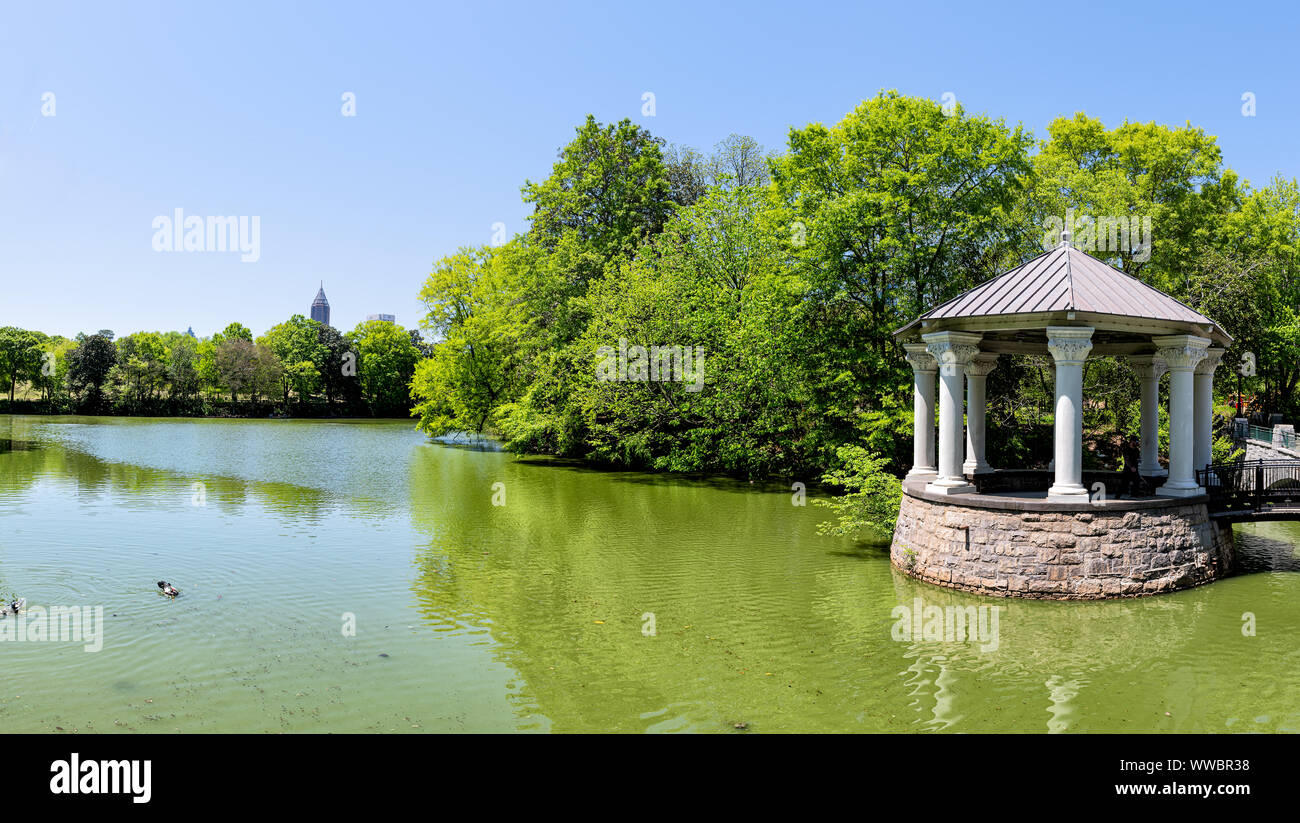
[971,469,1157,498]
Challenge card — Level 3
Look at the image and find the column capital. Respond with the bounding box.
[1046,326,1094,365]
[1126,354,1167,380]
[922,331,982,377]
[1152,334,1211,372]
[1195,346,1226,376]
[902,343,937,375]
[964,352,1000,378]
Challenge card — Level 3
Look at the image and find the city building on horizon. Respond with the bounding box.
[311,284,330,326]
[366,314,395,324]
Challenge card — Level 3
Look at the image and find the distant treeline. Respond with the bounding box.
[0,317,431,418]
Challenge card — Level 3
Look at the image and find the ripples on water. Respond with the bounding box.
[0,414,1297,733]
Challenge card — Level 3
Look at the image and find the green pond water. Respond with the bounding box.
[0,414,1297,733]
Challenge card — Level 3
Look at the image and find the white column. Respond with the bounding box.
[1127,355,1168,477]
[1154,335,1211,497]
[1046,327,1094,501]
[963,353,999,475]
[1193,348,1225,474]
[922,331,981,495]
[903,344,938,478]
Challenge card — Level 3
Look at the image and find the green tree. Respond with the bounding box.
[219,322,253,343]
[164,332,201,403]
[522,115,673,263]
[815,445,903,539]
[259,316,326,407]
[1025,113,1229,282]
[770,91,1032,462]
[36,337,75,405]
[352,320,420,415]
[0,327,46,403]
[315,324,355,407]
[478,117,679,451]
[67,332,118,407]
[563,184,815,475]
[412,244,531,435]
[110,332,170,408]
[250,343,285,403]
[215,337,257,403]
[196,337,222,398]
[663,134,770,208]
[710,133,771,189]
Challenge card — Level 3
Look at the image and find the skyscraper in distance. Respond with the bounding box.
[311,283,330,326]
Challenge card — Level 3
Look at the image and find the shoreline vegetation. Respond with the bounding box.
[0,318,428,421]
[7,92,1299,539]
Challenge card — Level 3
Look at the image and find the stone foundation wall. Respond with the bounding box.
[891,493,1236,599]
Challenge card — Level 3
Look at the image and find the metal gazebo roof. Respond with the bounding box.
[894,239,1231,350]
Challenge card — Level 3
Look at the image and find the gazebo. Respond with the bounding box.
[889,232,1236,599]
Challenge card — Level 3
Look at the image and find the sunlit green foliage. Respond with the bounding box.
[815,445,903,539]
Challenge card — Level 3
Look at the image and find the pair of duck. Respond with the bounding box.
[3,584,178,613]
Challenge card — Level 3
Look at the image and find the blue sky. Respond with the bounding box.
[2,0,1298,339]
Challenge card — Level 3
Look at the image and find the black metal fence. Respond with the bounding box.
[1198,460,1300,514]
